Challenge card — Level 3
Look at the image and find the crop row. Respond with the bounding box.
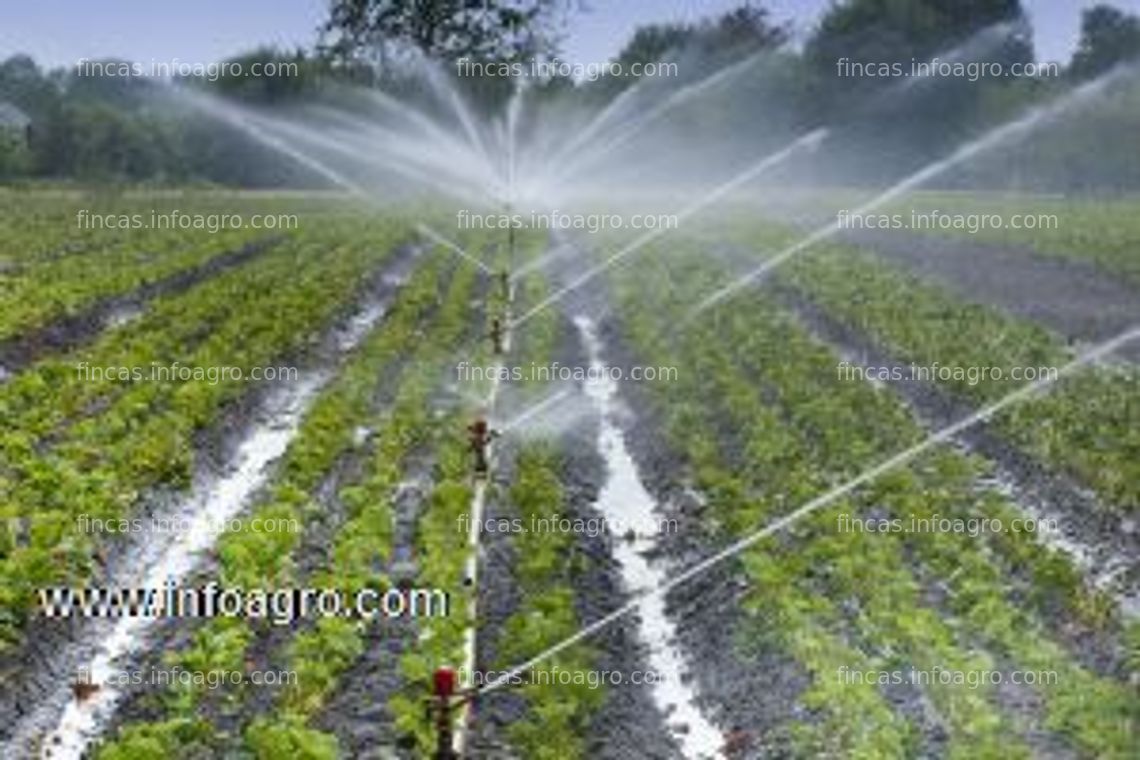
[0,192,315,267]
[292,246,481,755]
[676,217,1138,518]
[0,193,317,341]
[619,263,1002,755]
[90,224,559,758]
[0,193,149,267]
[387,231,524,752]
[1,217,405,648]
[93,230,483,758]
[480,263,603,759]
[609,245,1135,757]
[776,242,1140,516]
[3,228,297,443]
[493,447,603,759]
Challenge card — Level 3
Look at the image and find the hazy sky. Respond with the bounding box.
[3,0,1139,70]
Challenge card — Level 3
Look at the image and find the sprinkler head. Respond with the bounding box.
[433,666,458,699]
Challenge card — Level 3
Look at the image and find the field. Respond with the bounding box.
[0,185,1136,759]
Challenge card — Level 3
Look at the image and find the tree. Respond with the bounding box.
[807,0,1027,58]
[323,0,570,65]
[709,4,789,52]
[612,4,787,71]
[795,0,1039,181]
[804,0,1031,101]
[0,55,60,119]
[591,3,789,102]
[1069,4,1140,81]
[612,23,692,72]
[0,130,31,179]
[189,48,325,103]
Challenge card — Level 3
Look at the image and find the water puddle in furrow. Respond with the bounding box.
[13,297,391,760]
[104,305,143,330]
[976,468,1140,618]
[338,303,387,351]
[575,316,723,759]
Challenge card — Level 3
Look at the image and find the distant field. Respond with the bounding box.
[886,192,1140,284]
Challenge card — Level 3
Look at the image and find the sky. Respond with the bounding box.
[3,0,1139,71]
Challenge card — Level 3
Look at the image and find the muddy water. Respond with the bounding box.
[575,316,723,759]
[9,295,392,760]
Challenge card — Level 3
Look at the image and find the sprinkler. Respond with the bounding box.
[489,317,505,355]
[430,666,460,759]
[498,268,511,304]
[467,416,499,480]
[426,664,543,756]
[503,196,515,304]
[505,233,515,293]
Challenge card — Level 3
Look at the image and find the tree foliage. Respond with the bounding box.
[323,0,569,64]
[806,0,1028,69]
[1069,3,1140,81]
[0,50,334,184]
[614,4,788,70]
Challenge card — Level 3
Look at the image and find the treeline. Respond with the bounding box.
[580,0,1140,191]
[0,49,360,186]
[0,0,1137,190]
